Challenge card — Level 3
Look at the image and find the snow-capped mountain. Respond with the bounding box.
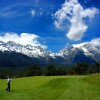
[0,40,99,66]
[73,42,100,61]
[55,46,95,64]
[55,41,100,63]
[0,41,50,58]
[0,41,56,65]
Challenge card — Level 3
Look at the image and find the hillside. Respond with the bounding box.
[0,40,99,67]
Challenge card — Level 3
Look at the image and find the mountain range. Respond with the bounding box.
[0,40,100,67]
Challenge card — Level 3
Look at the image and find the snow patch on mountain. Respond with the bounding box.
[72,38,100,60]
[0,41,48,58]
[0,38,100,64]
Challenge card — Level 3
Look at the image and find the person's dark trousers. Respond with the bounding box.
[6,83,10,92]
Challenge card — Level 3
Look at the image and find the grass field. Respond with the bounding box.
[0,75,100,100]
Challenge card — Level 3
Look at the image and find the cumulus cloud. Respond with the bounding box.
[54,0,99,41]
[73,38,100,47]
[90,38,100,46]
[0,32,47,49]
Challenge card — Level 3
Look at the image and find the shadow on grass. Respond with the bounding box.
[5,90,14,92]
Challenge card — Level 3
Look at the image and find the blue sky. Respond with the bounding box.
[0,0,100,52]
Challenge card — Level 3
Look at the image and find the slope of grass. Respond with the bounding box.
[83,74,100,85]
[0,75,100,100]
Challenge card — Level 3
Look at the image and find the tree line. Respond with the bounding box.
[0,62,100,78]
[27,64,67,76]
[27,62,100,76]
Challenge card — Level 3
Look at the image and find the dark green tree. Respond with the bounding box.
[57,68,67,75]
[45,64,57,76]
[75,62,89,75]
[27,65,42,76]
[96,62,100,74]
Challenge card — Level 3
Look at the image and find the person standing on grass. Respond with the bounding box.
[6,77,12,92]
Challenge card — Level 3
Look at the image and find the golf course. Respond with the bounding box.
[0,75,100,100]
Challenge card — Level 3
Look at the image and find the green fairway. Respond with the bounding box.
[0,75,100,100]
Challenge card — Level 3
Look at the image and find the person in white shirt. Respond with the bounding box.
[6,77,12,92]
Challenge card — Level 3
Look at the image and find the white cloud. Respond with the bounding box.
[0,32,47,49]
[90,38,100,46]
[73,38,100,47]
[31,9,35,17]
[54,0,99,41]
[0,4,36,19]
